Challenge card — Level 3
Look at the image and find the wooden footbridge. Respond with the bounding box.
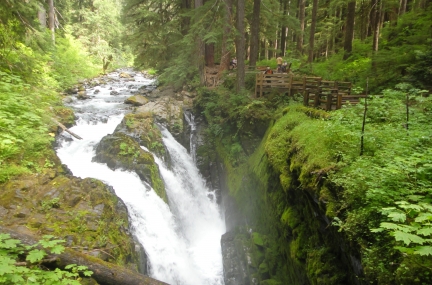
[255,73,366,110]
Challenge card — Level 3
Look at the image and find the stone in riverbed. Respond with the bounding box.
[77,91,89,100]
[124,95,149,106]
[119,72,131,78]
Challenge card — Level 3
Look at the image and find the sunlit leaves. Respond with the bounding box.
[0,234,93,283]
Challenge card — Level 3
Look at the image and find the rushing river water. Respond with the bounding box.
[56,70,226,285]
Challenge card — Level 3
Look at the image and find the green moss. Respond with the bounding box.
[53,106,75,126]
[94,132,167,202]
[252,232,265,247]
[123,113,165,157]
[149,164,167,203]
[280,208,300,229]
[260,279,282,285]
[319,186,338,218]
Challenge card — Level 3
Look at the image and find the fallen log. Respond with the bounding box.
[52,118,83,140]
[1,226,169,285]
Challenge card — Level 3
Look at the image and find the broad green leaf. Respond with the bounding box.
[65,264,77,270]
[387,211,407,222]
[50,244,65,254]
[0,238,21,249]
[417,227,432,236]
[394,231,426,246]
[415,213,432,223]
[26,249,46,263]
[379,222,400,230]
[394,246,415,254]
[413,246,432,256]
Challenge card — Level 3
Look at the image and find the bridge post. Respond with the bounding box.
[337,93,342,109]
[303,91,309,106]
[326,93,333,111]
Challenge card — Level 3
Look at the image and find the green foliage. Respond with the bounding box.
[0,234,93,284]
[119,142,139,158]
[68,0,131,70]
[52,34,100,89]
[406,47,432,89]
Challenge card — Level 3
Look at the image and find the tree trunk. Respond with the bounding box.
[372,0,382,52]
[280,0,288,56]
[48,0,55,43]
[297,0,305,54]
[399,0,407,15]
[180,0,191,35]
[343,0,356,60]
[249,0,261,67]
[205,43,215,67]
[308,0,318,63]
[236,0,246,91]
[218,0,233,77]
[195,0,206,86]
[1,226,168,285]
[38,4,46,28]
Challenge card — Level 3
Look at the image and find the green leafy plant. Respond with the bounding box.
[0,234,93,284]
[41,198,61,212]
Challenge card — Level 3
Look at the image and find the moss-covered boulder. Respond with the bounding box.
[124,95,149,106]
[136,87,184,141]
[0,174,143,270]
[115,113,167,160]
[92,132,167,203]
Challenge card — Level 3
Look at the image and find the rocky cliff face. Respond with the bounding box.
[191,109,365,285]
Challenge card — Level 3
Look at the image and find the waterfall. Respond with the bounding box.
[56,70,225,285]
[184,112,197,162]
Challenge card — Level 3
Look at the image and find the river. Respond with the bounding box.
[55,70,226,285]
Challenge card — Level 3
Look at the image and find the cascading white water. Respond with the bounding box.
[56,70,225,285]
[184,112,197,162]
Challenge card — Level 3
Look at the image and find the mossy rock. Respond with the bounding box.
[0,174,140,268]
[93,132,167,203]
[124,95,149,106]
[53,106,76,127]
[115,113,166,160]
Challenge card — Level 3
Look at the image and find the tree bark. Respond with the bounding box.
[249,0,261,67]
[47,0,55,43]
[279,0,288,56]
[297,0,305,54]
[308,0,318,63]
[38,4,46,28]
[205,43,215,67]
[398,0,407,15]
[343,0,356,60]
[372,0,382,52]
[1,226,168,285]
[236,0,246,91]
[218,0,233,77]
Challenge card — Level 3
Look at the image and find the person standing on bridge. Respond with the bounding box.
[276,55,283,73]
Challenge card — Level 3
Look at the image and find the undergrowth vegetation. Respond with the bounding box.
[196,77,432,283]
[0,22,102,183]
[310,8,432,93]
[0,234,92,284]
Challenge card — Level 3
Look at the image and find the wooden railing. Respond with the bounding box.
[255,73,366,110]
